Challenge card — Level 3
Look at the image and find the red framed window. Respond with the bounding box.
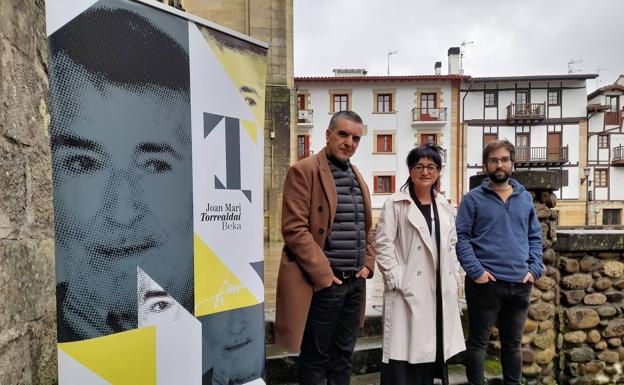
[374,175,395,193]
[376,134,393,153]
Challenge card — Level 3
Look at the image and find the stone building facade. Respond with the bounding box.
[179,0,295,241]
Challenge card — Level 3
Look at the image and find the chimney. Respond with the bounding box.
[448,47,460,75]
[434,61,442,76]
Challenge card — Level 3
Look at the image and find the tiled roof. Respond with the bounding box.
[471,74,598,82]
[295,75,469,82]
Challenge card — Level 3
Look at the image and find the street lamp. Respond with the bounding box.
[581,166,592,225]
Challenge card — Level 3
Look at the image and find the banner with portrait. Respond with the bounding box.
[46,0,267,383]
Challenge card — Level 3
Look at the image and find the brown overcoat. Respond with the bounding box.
[275,148,376,353]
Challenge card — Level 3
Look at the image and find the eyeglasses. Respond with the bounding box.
[486,157,512,166]
[412,164,440,173]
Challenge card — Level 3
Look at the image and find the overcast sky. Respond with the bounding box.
[293,0,624,91]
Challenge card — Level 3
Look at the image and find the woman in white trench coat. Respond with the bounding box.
[375,145,465,385]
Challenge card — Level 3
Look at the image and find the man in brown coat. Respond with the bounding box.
[275,111,376,385]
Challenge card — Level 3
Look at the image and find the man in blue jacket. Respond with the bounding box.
[456,139,543,385]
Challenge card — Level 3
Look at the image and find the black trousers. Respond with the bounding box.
[299,277,365,385]
[464,278,531,385]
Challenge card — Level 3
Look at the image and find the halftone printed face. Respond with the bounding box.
[52,58,193,340]
[201,305,264,385]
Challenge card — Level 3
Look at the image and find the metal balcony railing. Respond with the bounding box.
[514,146,568,166]
[507,103,546,121]
[297,109,313,124]
[412,107,447,122]
[613,145,624,166]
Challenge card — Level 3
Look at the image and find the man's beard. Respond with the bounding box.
[488,168,511,184]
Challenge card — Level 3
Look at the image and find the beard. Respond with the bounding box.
[488,168,511,184]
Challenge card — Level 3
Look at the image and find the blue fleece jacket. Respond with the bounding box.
[455,178,543,283]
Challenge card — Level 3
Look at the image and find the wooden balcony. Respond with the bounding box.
[506,103,546,122]
[411,107,447,125]
[613,145,624,167]
[297,109,313,126]
[514,146,569,167]
[605,111,622,126]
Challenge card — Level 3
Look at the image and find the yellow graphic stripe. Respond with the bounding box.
[59,327,156,385]
[194,234,259,317]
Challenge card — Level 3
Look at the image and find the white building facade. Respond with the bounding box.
[296,70,466,213]
[586,75,624,225]
[460,74,597,225]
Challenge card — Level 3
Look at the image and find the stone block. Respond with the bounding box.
[540,320,554,332]
[604,262,624,278]
[594,278,613,291]
[584,360,606,374]
[598,350,620,364]
[603,319,624,337]
[564,331,587,344]
[595,341,608,350]
[525,319,539,333]
[533,330,556,350]
[562,274,594,290]
[564,290,586,306]
[569,347,595,362]
[588,329,602,343]
[606,290,624,303]
[542,290,556,302]
[522,363,543,377]
[535,276,556,291]
[580,256,603,272]
[563,258,580,273]
[523,348,535,363]
[566,308,601,329]
[530,288,543,302]
[614,279,624,290]
[597,252,622,260]
[608,338,622,347]
[597,305,618,318]
[584,293,607,305]
[569,376,591,385]
[535,347,556,365]
[529,302,555,321]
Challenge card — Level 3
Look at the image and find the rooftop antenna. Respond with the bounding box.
[568,58,583,74]
[596,67,610,88]
[387,50,398,76]
[460,40,474,75]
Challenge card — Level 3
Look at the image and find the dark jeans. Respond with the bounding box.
[299,277,365,385]
[464,278,531,385]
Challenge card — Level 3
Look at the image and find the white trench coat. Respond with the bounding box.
[374,190,465,364]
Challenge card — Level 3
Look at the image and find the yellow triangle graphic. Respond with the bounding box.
[242,120,258,144]
[59,327,156,385]
[194,234,259,317]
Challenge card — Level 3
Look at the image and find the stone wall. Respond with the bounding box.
[0,0,57,384]
[556,231,624,385]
